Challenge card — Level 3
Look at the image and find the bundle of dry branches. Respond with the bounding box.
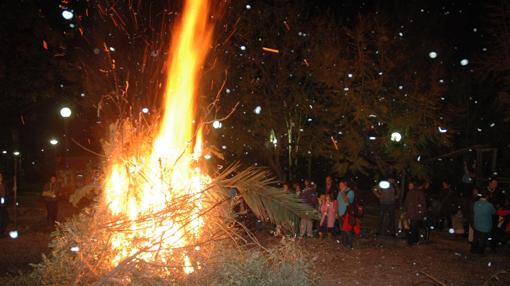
[7,120,318,285]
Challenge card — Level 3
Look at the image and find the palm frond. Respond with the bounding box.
[211,163,320,227]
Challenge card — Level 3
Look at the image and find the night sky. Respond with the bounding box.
[0,0,507,182]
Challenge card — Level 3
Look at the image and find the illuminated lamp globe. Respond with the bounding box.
[9,230,19,239]
[60,107,72,118]
[212,120,222,129]
[62,10,74,20]
[50,139,59,145]
[378,180,390,189]
[390,132,402,142]
[13,151,20,156]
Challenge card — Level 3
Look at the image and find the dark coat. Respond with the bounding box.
[404,189,427,221]
[300,187,318,208]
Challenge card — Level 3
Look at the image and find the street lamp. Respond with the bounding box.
[9,230,19,239]
[60,107,72,118]
[378,180,390,189]
[49,138,59,145]
[59,107,72,168]
[212,120,222,129]
[390,132,402,142]
[13,151,20,156]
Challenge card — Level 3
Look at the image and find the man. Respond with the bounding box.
[487,178,504,209]
[299,179,317,238]
[471,191,496,254]
[372,179,396,237]
[486,178,504,248]
[404,181,426,245]
[337,179,355,248]
[438,180,455,231]
[42,175,61,224]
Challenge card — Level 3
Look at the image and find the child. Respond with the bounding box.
[320,193,337,238]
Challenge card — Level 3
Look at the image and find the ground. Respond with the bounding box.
[1,193,509,285]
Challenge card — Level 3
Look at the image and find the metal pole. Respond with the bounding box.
[12,155,17,228]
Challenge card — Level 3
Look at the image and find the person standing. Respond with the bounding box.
[337,179,355,248]
[439,180,455,231]
[319,194,337,239]
[487,178,504,209]
[471,192,496,254]
[0,173,9,236]
[293,182,302,197]
[486,178,504,248]
[323,176,338,199]
[42,175,61,224]
[404,181,427,245]
[300,179,317,238]
[372,179,396,237]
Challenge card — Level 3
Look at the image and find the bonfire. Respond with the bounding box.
[7,1,318,285]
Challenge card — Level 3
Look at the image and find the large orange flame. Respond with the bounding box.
[102,0,212,273]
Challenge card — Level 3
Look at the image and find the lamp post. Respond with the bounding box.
[11,151,20,239]
[49,138,59,171]
[59,107,72,169]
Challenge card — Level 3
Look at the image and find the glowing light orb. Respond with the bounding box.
[70,246,80,252]
[448,228,455,234]
[62,10,74,20]
[13,151,20,156]
[438,127,447,133]
[253,106,262,114]
[460,59,469,66]
[1,150,6,154]
[141,107,149,114]
[49,139,59,145]
[429,51,437,59]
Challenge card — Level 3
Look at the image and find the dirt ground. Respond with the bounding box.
[1,193,509,285]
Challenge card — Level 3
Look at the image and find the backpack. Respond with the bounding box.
[347,190,365,218]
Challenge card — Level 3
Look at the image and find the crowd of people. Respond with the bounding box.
[280,176,361,249]
[283,174,510,253]
[1,169,509,255]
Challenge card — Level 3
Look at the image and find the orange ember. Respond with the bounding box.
[102,0,213,273]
